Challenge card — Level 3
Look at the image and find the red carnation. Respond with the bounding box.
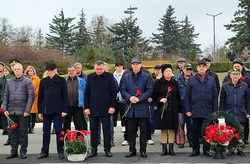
[168,87,173,92]
[136,90,142,96]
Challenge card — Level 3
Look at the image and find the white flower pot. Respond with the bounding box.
[67,153,87,161]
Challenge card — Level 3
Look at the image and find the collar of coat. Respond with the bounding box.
[43,74,61,82]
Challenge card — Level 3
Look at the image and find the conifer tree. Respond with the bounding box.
[224,0,250,54]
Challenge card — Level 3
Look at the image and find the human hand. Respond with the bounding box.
[108,107,115,114]
[84,109,90,115]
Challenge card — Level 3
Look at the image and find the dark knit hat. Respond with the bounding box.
[161,64,173,73]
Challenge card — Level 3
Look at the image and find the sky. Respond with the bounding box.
[0,0,239,53]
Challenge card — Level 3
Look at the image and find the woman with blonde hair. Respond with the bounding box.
[25,65,41,134]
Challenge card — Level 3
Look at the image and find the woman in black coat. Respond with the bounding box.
[152,64,182,156]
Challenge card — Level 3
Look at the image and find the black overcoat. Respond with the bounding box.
[152,77,182,131]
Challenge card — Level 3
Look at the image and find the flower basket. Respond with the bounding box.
[63,130,91,162]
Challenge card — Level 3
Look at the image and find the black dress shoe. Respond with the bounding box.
[226,151,234,156]
[237,151,245,156]
[58,153,64,159]
[87,151,97,158]
[190,150,200,157]
[105,151,113,157]
[37,153,48,159]
[21,153,27,159]
[6,154,18,159]
[203,151,212,157]
[140,152,147,158]
[125,152,136,158]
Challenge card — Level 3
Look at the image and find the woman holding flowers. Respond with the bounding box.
[152,64,182,156]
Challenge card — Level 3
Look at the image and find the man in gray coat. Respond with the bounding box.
[3,63,34,159]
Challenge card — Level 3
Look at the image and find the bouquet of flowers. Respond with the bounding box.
[204,123,239,147]
[6,115,18,130]
[160,87,172,119]
[61,130,91,155]
[122,90,142,118]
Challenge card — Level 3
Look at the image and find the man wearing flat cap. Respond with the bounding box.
[223,57,250,145]
[174,58,186,77]
[37,63,68,159]
[120,58,153,158]
[220,68,250,156]
[185,60,218,157]
[177,63,194,148]
[202,57,220,94]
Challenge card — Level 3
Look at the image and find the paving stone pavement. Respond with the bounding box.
[0,122,249,163]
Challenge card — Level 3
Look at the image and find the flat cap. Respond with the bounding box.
[154,65,161,69]
[233,58,244,65]
[46,63,57,70]
[202,57,211,62]
[177,58,186,62]
[131,58,141,64]
[197,60,207,66]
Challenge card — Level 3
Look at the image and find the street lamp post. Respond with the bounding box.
[206,12,222,62]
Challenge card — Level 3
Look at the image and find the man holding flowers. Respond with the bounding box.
[219,68,250,156]
[120,58,153,158]
[3,63,34,159]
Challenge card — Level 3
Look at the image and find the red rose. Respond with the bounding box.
[235,133,239,138]
[168,87,173,92]
[136,90,142,96]
[240,76,246,80]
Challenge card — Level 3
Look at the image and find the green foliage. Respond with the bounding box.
[46,9,76,55]
[65,139,87,155]
[224,0,250,54]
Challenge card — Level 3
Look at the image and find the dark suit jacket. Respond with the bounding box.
[84,71,117,117]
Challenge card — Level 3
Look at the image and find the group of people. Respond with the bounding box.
[0,56,250,160]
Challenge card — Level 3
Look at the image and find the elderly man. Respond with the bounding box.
[220,68,250,156]
[177,63,194,148]
[185,60,218,157]
[84,61,117,158]
[120,58,153,158]
[3,63,34,159]
[223,58,250,144]
[174,58,186,77]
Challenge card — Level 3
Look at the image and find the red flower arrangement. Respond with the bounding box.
[204,123,239,146]
[61,130,91,155]
[6,115,18,129]
[122,90,142,118]
[160,87,172,119]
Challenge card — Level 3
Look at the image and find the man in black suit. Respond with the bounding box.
[84,61,117,158]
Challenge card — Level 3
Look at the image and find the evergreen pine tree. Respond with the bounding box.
[46,9,76,55]
[224,0,250,54]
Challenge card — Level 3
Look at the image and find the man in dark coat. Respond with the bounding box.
[84,61,117,158]
[120,58,153,158]
[219,68,250,156]
[222,58,250,144]
[37,63,68,160]
[202,57,220,94]
[185,60,218,157]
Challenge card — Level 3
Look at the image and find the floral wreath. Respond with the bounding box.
[202,111,244,146]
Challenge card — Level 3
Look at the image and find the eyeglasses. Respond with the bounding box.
[186,69,192,71]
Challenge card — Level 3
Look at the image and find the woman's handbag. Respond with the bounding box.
[176,114,185,145]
